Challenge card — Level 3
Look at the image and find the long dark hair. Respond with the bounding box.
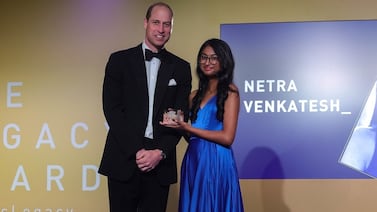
[190,38,237,122]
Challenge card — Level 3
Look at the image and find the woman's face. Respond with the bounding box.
[199,46,220,78]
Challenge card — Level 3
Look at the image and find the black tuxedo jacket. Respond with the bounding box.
[99,44,192,185]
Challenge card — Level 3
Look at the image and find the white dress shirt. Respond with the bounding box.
[143,42,161,139]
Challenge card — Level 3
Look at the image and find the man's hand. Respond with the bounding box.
[136,149,163,172]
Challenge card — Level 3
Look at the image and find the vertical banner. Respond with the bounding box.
[221,20,377,179]
[0,1,123,211]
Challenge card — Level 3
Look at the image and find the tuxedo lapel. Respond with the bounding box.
[133,45,149,107]
[153,59,174,119]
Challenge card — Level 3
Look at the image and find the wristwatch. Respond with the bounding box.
[160,150,167,160]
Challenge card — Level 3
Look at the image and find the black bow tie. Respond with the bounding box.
[145,49,163,61]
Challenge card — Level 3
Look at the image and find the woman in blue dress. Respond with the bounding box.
[161,38,244,212]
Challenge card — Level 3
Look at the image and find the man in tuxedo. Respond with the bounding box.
[98,2,192,212]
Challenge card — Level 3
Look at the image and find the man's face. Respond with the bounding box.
[144,5,172,52]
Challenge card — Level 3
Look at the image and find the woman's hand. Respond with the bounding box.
[160,119,189,131]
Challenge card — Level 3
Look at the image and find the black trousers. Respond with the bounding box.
[107,167,169,212]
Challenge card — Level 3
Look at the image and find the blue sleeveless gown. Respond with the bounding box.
[179,96,244,212]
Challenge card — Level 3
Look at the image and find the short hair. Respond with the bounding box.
[145,2,173,20]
